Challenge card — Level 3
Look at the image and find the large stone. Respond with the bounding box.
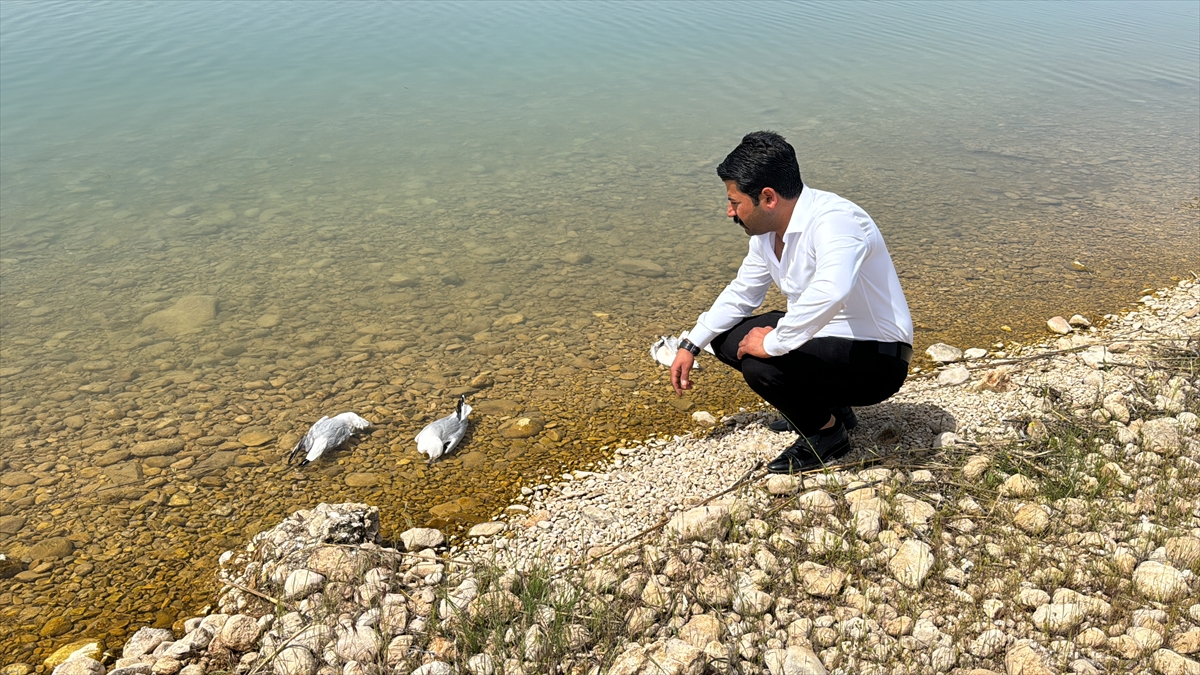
[1013,504,1050,535]
[1005,640,1054,675]
[467,522,505,537]
[766,475,800,495]
[937,366,970,386]
[645,638,705,675]
[925,343,962,363]
[696,574,734,607]
[1150,650,1200,675]
[410,664,453,675]
[795,490,837,514]
[141,295,218,335]
[28,537,74,561]
[273,647,318,675]
[1143,418,1181,452]
[732,588,773,616]
[784,645,827,675]
[666,505,731,542]
[615,258,666,277]
[123,627,174,658]
[800,565,846,598]
[218,614,260,651]
[344,473,378,488]
[1167,536,1200,568]
[400,527,444,550]
[44,639,104,668]
[1134,561,1188,602]
[999,474,1037,498]
[1,471,37,486]
[1032,602,1085,634]
[40,617,73,638]
[679,614,723,649]
[335,625,381,662]
[50,659,104,675]
[498,417,543,439]
[1046,316,1072,334]
[889,539,934,589]
[131,439,184,457]
[283,569,326,600]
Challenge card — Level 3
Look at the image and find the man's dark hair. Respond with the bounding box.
[717,131,802,204]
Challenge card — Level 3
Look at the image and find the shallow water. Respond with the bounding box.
[1,0,1198,662]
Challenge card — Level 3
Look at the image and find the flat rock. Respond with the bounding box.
[964,347,988,360]
[1150,649,1199,675]
[937,365,970,385]
[1005,640,1054,675]
[560,252,592,265]
[344,473,379,488]
[666,505,731,542]
[131,439,184,457]
[615,258,665,277]
[50,659,104,675]
[0,471,36,487]
[237,429,274,447]
[1142,418,1181,452]
[925,343,962,363]
[473,400,523,415]
[400,527,444,551]
[27,536,74,560]
[0,515,26,535]
[467,522,505,537]
[141,295,217,335]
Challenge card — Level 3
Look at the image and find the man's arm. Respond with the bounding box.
[760,213,870,356]
[685,238,774,350]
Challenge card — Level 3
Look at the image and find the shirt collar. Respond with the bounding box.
[781,182,811,238]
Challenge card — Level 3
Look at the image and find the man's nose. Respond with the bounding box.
[727,204,736,217]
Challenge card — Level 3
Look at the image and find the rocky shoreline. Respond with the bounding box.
[8,278,1200,675]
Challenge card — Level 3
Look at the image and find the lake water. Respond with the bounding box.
[0,0,1197,661]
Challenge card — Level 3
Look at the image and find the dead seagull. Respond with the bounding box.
[650,331,714,368]
[287,412,372,466]
[415,395,471,464]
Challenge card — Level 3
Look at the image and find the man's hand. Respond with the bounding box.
[737,326,773,359]
[670,349,695,396]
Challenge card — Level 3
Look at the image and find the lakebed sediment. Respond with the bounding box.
[7,278,1198,674]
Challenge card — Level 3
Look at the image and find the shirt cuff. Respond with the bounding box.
[685,323,718,350]
[763,326,792,357]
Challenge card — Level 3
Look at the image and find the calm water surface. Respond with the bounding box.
[0,0,1197,662]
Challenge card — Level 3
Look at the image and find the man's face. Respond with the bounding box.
[724,180,771,236]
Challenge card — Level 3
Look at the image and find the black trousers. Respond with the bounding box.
[710,311,909,436]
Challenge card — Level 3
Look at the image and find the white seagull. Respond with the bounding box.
[415,395,471,464]
[650,331,714,369]
[287,412,372,466]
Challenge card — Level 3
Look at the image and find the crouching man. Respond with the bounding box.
[671,131,914,474]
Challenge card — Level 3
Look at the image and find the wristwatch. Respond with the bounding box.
[678,338,702,356]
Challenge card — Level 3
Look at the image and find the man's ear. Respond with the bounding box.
[759,187,779,209]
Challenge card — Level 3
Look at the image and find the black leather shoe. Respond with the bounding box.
[768,407,857,433]
[766,422,852,474]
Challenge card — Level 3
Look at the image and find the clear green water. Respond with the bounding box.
[0,0,1197,662]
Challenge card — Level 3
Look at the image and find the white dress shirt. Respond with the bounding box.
[687,184,913,357]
